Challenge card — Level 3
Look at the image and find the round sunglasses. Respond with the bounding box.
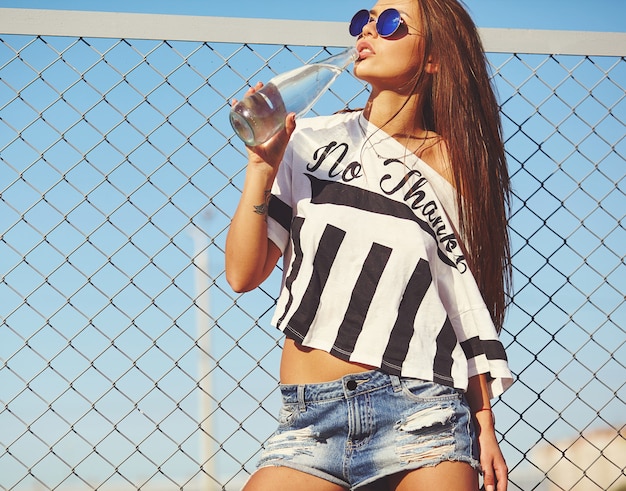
[349,8,407,38]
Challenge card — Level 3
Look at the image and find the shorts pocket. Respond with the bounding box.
[400,378,463,403]
[277,402,300,427]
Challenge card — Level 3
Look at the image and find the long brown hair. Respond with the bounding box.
[416,0,512,330]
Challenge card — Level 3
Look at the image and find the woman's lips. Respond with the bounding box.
[356,40,375,59]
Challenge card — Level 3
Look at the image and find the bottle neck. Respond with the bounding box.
[315,47,358,71]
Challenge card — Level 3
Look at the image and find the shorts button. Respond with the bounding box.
[346,380,358,391]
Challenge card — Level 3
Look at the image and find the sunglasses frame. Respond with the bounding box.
[349,8,405,38]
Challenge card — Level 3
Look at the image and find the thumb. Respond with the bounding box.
[284,112,297,136]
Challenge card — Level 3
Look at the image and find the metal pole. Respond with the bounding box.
[190,223,215,490]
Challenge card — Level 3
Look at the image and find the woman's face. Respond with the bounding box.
[353,0,427,93]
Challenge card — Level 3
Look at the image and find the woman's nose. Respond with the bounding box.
[360,18,377,37]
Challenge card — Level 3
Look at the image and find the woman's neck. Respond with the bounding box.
[363,89,429,140]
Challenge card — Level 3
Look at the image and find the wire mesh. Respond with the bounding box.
[0,19,625,491]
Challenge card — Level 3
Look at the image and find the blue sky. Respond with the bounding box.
[1,0,626,32]
[1,2,624,489]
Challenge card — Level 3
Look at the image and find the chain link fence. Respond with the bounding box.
[1,9,624,491]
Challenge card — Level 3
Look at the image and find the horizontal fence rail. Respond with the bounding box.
[3,8,626,55]
[0,8,625,491]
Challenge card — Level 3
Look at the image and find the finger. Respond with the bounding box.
[284,113,297,136]
[233,81,265,107]
[249,81,264,93]
[483,468,496,491]
[275,113,296,147]
[496,464,508,491]
[266,113,295,144]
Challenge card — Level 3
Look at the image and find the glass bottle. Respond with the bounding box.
[229,47,358,147]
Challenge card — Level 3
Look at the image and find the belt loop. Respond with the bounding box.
[297,385,306,412]
[390,374,402,392]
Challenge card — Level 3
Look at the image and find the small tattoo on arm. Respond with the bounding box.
[253,190,272,217]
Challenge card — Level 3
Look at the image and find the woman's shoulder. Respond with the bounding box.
[417,136,455,188]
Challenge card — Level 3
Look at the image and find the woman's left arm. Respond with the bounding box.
[467,374,508,491]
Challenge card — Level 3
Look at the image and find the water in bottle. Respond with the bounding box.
[229,82,287,147]
[230,47,358,147]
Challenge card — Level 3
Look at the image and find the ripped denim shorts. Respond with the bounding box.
[257,370,479,489]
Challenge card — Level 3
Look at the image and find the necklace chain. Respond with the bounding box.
[357,114,433,162]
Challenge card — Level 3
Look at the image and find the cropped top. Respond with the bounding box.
[266,111,513,398]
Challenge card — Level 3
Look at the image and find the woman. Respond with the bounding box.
[225,1,513,489]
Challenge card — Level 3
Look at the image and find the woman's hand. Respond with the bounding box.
[232,82,296,170]
[466,375,508,491]
[475,410,508,491]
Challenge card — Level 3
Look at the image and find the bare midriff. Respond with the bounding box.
[279,337,378,385]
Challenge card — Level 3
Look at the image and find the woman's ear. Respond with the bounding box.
[425,56,439,74]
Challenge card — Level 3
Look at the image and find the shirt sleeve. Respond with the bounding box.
[433,255,514,398]
[267,138,294,253]
[424,160,513,398]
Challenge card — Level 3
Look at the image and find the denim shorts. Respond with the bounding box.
[257,370,479,489]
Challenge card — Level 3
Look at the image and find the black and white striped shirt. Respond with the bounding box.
[267,111,513,398]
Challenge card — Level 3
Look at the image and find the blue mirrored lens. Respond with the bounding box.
[377,9,402,37]
[349,8,402,37]
[349,9,370,37]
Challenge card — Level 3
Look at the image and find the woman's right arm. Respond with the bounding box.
[225,85,296,292]
[225,160,283,293]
